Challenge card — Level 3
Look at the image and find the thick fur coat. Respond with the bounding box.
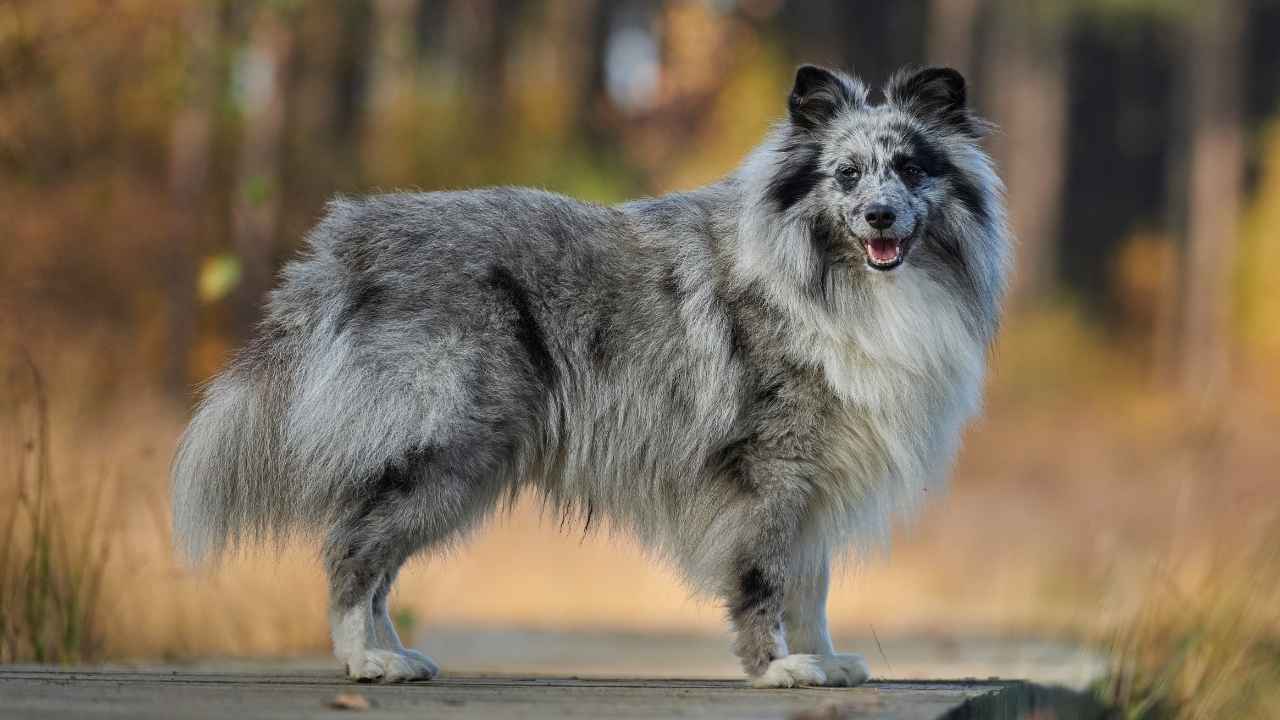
[172,64,1010,687]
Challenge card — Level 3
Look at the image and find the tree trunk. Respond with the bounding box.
[1153,42,1191,386]
[368,0,418,116]
[545,0,601,128]
[231,5,295,342]
[927,0,982,77]
[165,0,219,399]
[445,0,512,125]
[1180,1,1245,397]
[985,3,1068,308]
[362,0,421,183]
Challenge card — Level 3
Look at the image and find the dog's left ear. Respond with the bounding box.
[886,66,980,136]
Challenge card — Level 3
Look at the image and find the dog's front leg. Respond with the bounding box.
[727,527,791,682]
[784,549,836,656]
[723,460,818,688]
[725,454,872,688]
[780,548,871,687]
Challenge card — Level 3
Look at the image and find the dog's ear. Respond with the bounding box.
[788,65,864,131]
[886,66,982,135]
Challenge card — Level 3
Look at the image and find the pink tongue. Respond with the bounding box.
[868,237,900,263]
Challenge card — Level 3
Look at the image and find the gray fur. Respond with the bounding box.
[172,64,1010,685]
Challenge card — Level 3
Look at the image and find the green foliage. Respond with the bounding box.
[243,174,273,207]
[392,606,418,641]
[198,253,242,304]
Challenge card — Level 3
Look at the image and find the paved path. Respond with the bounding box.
[0,667,1010,719]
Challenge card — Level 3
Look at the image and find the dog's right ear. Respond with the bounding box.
[787,65,864,131]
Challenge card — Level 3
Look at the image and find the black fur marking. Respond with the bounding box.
[891,152,928,189]
[947,171,990,227]
[711,282,751,361]
[725,309,748,360]
[807,214,841,303]
[734,566,777,616]
[330,446,435,610]
[906,131,990,225]
[707,434,753,479]
[334,238,389,333]
[335,279,386,333]
[488,266,557,387]
[350,446,435,520]
[381,446,432,493]
[898,142,943,177]
[589,288,617,369]
[589,318,610,369]
[931,226,977,297]
[754,372,786,406]
[766,141,823,213]
[660,264,685,306]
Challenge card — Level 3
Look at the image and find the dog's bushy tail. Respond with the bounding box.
[171,332,431,563]
[171,357,296,564]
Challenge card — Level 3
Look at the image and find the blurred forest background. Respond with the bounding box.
[2,0,1279,711]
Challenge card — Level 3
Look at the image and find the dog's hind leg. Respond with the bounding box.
[370,571,401,651]
[325,446,508,683]
[326,520,436,683]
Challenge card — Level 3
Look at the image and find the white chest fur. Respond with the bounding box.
[791,265,988,549]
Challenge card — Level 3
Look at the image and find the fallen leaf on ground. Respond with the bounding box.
[328,692,371,711]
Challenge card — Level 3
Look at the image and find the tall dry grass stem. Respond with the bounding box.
[1,349,113,663]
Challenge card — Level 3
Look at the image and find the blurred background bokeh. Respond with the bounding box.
[2,0,1278,714]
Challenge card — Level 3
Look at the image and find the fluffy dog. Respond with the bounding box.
[173,64,1010,687]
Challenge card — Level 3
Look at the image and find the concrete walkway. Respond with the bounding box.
[0,667,1009,720]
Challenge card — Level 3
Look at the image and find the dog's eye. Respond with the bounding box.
[836,165,861,183]
[901,163,927,182]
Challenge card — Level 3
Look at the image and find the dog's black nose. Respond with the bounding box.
[865,205,896,230]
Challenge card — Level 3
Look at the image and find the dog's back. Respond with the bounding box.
[174,189,620,559]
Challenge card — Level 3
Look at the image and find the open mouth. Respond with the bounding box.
[863,236,906,271]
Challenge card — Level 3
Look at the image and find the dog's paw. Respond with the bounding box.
[751,653,870,688]
[752,654,828,688]
[346,649,439,683]
[814,653,870,687]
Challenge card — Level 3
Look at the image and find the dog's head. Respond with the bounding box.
[764,64,1003,287]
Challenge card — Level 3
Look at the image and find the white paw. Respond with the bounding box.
[815,653,870,687]
[752,654,827,688]
[346,649,439,683]
[751,653,870,688]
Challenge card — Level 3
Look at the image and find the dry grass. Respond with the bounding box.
[1096,520,1280,719]
[0,352,110,663]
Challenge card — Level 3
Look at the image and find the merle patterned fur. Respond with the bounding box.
[172,64,1010,687]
